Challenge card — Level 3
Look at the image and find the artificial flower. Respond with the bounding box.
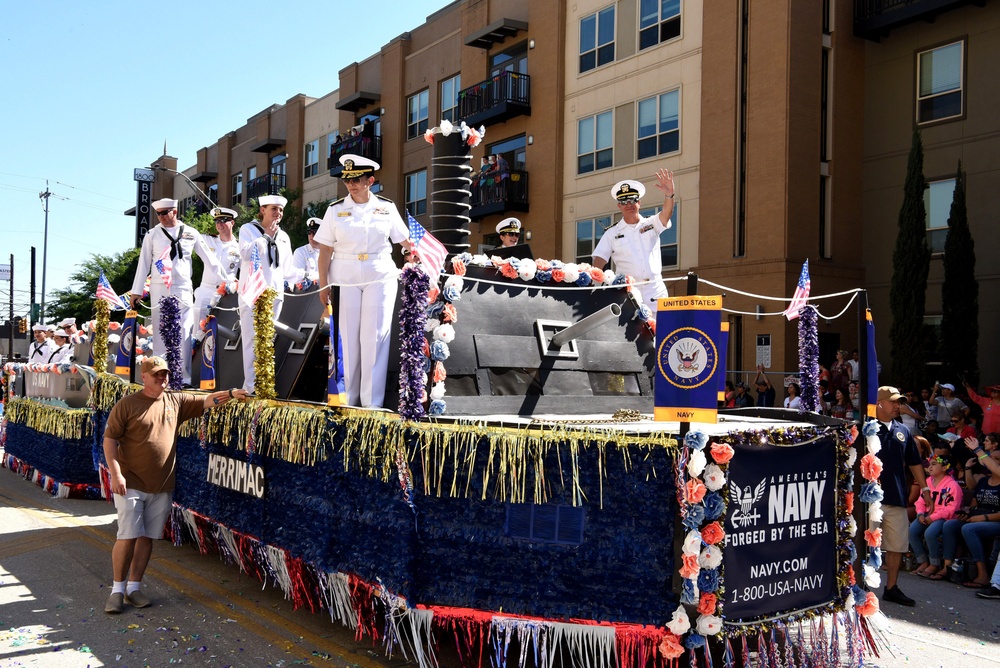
[684,431,709,451]
[845,491,854,514]
[696,614,722,636]
[860,453,883,481]
[666,606,691,635]
[657,632,684,660]
[864,528,882,548]
[697,568,720,593]
[687,449,707,477]
[682,505,706,530]
[682,530,703,557]
[699,544,723,570]
[709,441,735,464]
[701,522,725,545]
[697,593,718,616]
[680,554,700,579]
[702,463,726,491]
[702,492,725,520]
[863,563,881,589]
[856,592,879,617]
[684,479,707,504]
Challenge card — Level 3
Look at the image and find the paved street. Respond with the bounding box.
[1,458,998,667]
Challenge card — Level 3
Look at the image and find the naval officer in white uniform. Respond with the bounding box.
[237,194,294,393]
[194,207,240,321]
[290,218,322,284]
[129,198,225,385]
[591,169,675,309]
[315,154,414,409]
[29,324,56,362]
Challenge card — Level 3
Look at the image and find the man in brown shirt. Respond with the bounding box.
[102,356,247,613]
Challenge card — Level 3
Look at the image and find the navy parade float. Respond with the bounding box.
[0,123,889,667]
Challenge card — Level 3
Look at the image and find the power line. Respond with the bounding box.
[55,180,132,204]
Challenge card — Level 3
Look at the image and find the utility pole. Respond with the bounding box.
[30,246,37,326]
[39,182,51,324]
[7,253,13,359]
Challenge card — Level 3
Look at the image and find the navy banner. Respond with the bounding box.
[654,295,724,423]
[717,321,730,403]
[723,435,838,622]
[327,304,345,406]
[115,310,137,375]
[200,316,217,390]
[865,308,878,417]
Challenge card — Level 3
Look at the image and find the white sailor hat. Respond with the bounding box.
[53,329,69,338]
[211,206,238,220]
[45,324,56,332]
[339,154,380,179]
[306,217,322,233]
[258,194,288,207]
[32,324,47,332]
[611,180,645,202]
[152,198,178,211]
[496,218,522,235]
[58,317,76,328]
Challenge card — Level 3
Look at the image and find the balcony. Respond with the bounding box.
[469,169,529,220]
[327,136,382,173]
[246,173,286,201]
[458,71,531,128]
[854,0,982,40]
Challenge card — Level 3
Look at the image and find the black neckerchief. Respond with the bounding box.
[31,341,46,357]
[160,224,184,260]
[48,345,66,363]
[253,223,279,267]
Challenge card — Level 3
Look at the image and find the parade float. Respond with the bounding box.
[0,124,887,667]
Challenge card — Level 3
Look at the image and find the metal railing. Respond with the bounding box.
[458,71,531,122]
[246,173,286,201]
[327,135,382,170]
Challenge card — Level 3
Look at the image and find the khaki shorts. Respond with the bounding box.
[114,489,173,540]
[880,505,910,554]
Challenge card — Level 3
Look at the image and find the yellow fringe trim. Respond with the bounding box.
[5,397,93,440]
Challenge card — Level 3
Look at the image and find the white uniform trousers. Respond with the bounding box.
[193,284,218,323]
[238,296,283,393]
[150,283,195,385]
[332,255,397,408]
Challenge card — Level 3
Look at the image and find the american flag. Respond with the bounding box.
[154,245,173,289]
[96,271,127,310]
[783,259,811,320]
[407,212,447,280]
[239,242,267,307]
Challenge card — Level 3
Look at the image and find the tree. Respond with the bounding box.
[46,248,141,325]
[889,130,930,390]
[939,161,979,386]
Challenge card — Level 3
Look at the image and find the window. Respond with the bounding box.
[406,90,429,140]
[490,42,528,78]
[248,166,257,183]
[440,75,461,122]
[506,503,585,545]
[231,173,242,206]
[580,6,615,73]
[639,0,681,51]
[405,170,427,217]
[924,178,955,253]
[326,131,339,158]
[578,111,613,174]
[637,90,679,160]
[208,184,219,206]
[641,203,679,269]
[575,215,613,263]
[303,139,319,178]
[917,41,963,124]
[271,153,287,178]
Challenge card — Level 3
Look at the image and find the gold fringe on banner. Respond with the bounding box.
[90,374,141,412]
[92,300,111,369]
[88,373,681,504]
[5,398,93,440]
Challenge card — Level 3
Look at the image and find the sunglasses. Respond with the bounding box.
[343,176,367,184]
[155,210,174,216]
[501,232,518,236]
[618,197,640,205]
[215,217,234,224]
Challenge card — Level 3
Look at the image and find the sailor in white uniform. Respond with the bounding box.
[592,170,676,309]
[129,198,225,385]
[57,317,78,338]
[194,207,241,321]
[237,194,294,393]
[29,324,56,362]
[316,154,414,408]
[47,329,74,365]
[290,218,322,285]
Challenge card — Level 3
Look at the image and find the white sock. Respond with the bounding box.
[126,581,142,595]
[112,581,126,595]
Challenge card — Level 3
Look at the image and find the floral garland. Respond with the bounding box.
[253,288,278,400]
[854,420,884,619]
[416,254,656,416]
[158,295,183,389]
[92,299,111,372]
[659,430,730,661]
[422,118,486,147]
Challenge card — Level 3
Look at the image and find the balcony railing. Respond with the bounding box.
[469,169,529,220]
[328,135,382,172]
[458,71,531,128]
[246,173,286,201]
[854,0,977,40]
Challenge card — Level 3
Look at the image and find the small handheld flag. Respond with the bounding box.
[154,246,174,289]
[407,212,447,280]
[783,260,811,321]
[96,271,127,310]
[239,242,267,307]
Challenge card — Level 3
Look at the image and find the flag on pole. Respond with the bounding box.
[406,212,447,280]
[154,246,173,289]
[865,308,879,417]
[96,271,127,310]
[239,243,267,307]
[783,259,811,321]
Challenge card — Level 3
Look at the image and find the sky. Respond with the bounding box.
[0,0,451,323]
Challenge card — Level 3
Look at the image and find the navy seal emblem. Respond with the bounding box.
[657,327,719,389]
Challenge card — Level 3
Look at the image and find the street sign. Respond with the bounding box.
[134,168,156,182]
[0,263,9,281]
[135,168,155,248]
[756,334,771,368]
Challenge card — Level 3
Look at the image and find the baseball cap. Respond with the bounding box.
[877,386,904,402]
[141,356,169,374]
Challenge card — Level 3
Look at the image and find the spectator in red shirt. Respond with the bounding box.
[964,382,1000,435]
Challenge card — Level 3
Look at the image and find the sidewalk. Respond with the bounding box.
[1,458,998,667]
[0,461,405,667]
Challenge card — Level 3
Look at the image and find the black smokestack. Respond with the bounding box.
[429,131,472,255]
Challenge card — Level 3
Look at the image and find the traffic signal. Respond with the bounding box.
[15,317,26,334]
